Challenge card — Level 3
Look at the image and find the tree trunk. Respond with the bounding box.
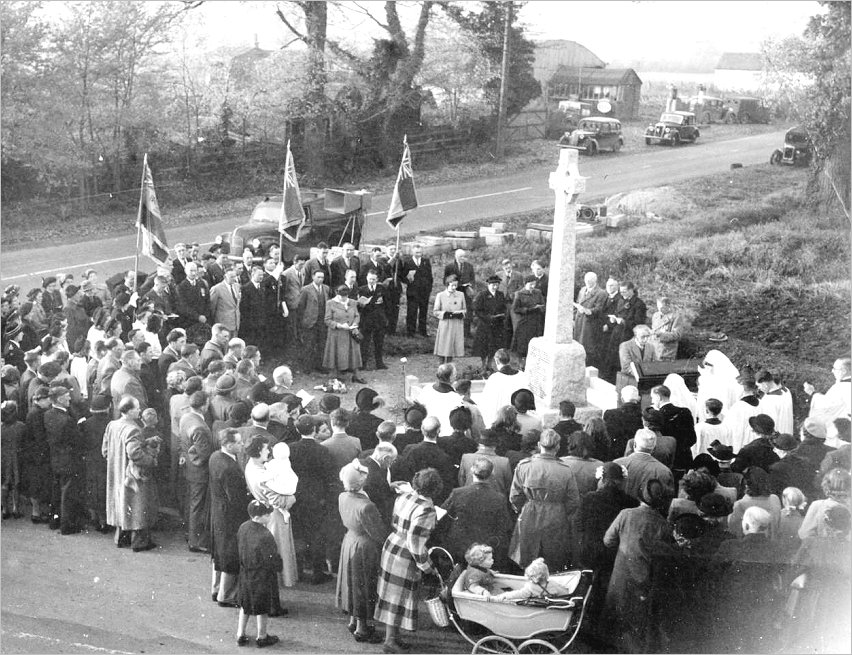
[302,2,327,180]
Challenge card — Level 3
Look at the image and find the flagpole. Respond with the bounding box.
[133,153,148,294]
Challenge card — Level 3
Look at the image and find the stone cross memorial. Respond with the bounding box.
[526,146,588,416]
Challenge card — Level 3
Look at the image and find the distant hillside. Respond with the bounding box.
[610,42,722,73]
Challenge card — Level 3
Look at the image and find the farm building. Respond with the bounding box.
[532,40,642,120]
[546,66,643,120]
[714,52,765,91]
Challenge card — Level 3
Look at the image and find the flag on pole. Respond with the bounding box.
[136,155,170,265]
[386,135,418,229]
[279,140,306,242]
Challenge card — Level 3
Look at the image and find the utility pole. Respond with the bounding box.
[495,1,512,160]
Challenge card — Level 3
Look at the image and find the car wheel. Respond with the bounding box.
[770,149,782,165]
[671,134,680,146]
[725,113,736,124]
[741,112,751,124]
[693,130,700,142]
[587,141,598,156]
[613,138,623,152]
[702,111,711,124]
[645,137,652,145]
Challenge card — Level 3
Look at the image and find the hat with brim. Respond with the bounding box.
[748,414,775,436]
[48,385,71,401]
[771,432,799,452]
[708,439,735,461]
[1,365,20,383]
[318,394,341,414]
[37,361,62,379]
[4,321,23,341]
[215,374,237,394]
[486,274,501,284]
[356,387,380,412]
[90,394,111,413]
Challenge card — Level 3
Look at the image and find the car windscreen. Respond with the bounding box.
[660,114,684,124]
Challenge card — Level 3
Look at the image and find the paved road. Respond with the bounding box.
[0,515,472,654]
[1,130,783,291]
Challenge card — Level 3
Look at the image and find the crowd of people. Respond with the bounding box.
[0,238,850,653]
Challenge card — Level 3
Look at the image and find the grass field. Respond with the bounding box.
[393,163,850,419]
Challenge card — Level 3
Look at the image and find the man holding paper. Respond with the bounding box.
[357,269,389,370]
[472,275,507,372]
[573,271,608,368]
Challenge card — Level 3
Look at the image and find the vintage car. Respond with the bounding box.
[687,95,730,123]
[559,117,624,155]
[770,126,812,166]
[215,189,371,263]
[724,96,772,124]
[644,111,700,146]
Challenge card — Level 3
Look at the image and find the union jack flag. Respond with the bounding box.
[279,140,306,242]
[136,154,170,264]
[386,135,418,229]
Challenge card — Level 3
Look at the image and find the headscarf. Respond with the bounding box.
[663,373,698,420]
[697,349,742,421]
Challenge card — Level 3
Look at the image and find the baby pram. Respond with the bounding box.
[425,547,594,654]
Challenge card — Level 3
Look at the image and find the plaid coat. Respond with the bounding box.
[374,491,436,631]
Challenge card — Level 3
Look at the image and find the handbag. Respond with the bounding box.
[350,327,364,343]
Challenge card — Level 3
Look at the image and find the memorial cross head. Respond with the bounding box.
[549,146,588,203]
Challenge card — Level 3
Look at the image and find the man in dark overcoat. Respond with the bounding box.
[209,428,248,607]
[239,266,267,353]
[43,385,86,534]
[401,243,432,338]
[471,275,506,372]
[176,262,210,331]
[357,269,389,370]
[296,270,330,373]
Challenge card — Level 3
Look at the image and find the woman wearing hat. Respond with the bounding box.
[349,388,385,451]
[22,288,49,340]
[323,285,365,384]
[433,274,466,363]
[511,388,541,437]
[336,460,389,643]
[472,275,507,372]
[603,477,675,652]
[510,276,545,367]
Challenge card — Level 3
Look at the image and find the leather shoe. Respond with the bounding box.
[237,635,250,647]
[351,376,366,384]
[133,542,158,552]
[218,601,240,609]
[189,546,210,554]
[354,631,383,644]
[212,594,218,603]
[256,634,279,648]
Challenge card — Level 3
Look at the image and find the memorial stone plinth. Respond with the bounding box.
[526,147,588,420]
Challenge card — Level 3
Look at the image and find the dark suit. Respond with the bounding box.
[360,455,395,528]
[176,278,210,329]
[43,406,86,531]
[384,254,404,334]
[402,255,433,336]
[553,418,583,457]
[731,436,780,474]
[357,282,388,368]
[209,450,248,601]
[204,263,225,288]
[604,401,644,461]
[303,258,332,287]
[599,293,624,382]
[142,288,174,316]
[394,440,455,504]
[330,255,360,289]
[439,481,514,569]
[289,437,338,574]
[359,258,390,286]
[172,258,189,285]
[261,272,285,355]
[444,260,476,335]
[297,283,330,372]
[768,453,816,499]
[239,281,267,351]
[180,410,214,550]
[658,403,697,470]
[608,294,648,378]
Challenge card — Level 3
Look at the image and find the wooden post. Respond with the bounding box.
[132,153,148,293]
[495,1,512,160]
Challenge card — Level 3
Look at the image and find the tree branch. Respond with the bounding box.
[348,1,390,30]
[275,4,309,45]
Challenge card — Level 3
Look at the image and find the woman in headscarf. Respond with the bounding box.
[336,460,390,643]
[433,274,466,364]
[604,478,675,653]
[696,350,741,422]
[663,373,698,423]
[374,467,442,653]
[244,435,298,613]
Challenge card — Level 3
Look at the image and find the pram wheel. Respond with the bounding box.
[517,639,560,653]
[472,635,518,653]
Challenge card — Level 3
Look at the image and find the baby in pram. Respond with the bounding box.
[462,544,572,603]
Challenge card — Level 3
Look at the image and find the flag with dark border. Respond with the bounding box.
[279,140,306,242]
[386,135,418,229]
[137,155,170,264]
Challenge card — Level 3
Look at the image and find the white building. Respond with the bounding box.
[714,53,765,92]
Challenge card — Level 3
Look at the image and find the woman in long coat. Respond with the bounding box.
[603,478,675,653]
[511,276,544,363]
[336,460,390,643]
[472,275,507,371]
[375,468,443,653]
[433,275,466,362]
[244,436,299,593]
[323,285,363,383]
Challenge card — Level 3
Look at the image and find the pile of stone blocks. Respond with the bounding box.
[478,222,516,247]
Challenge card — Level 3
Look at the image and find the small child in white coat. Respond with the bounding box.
[262,442,299,523]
